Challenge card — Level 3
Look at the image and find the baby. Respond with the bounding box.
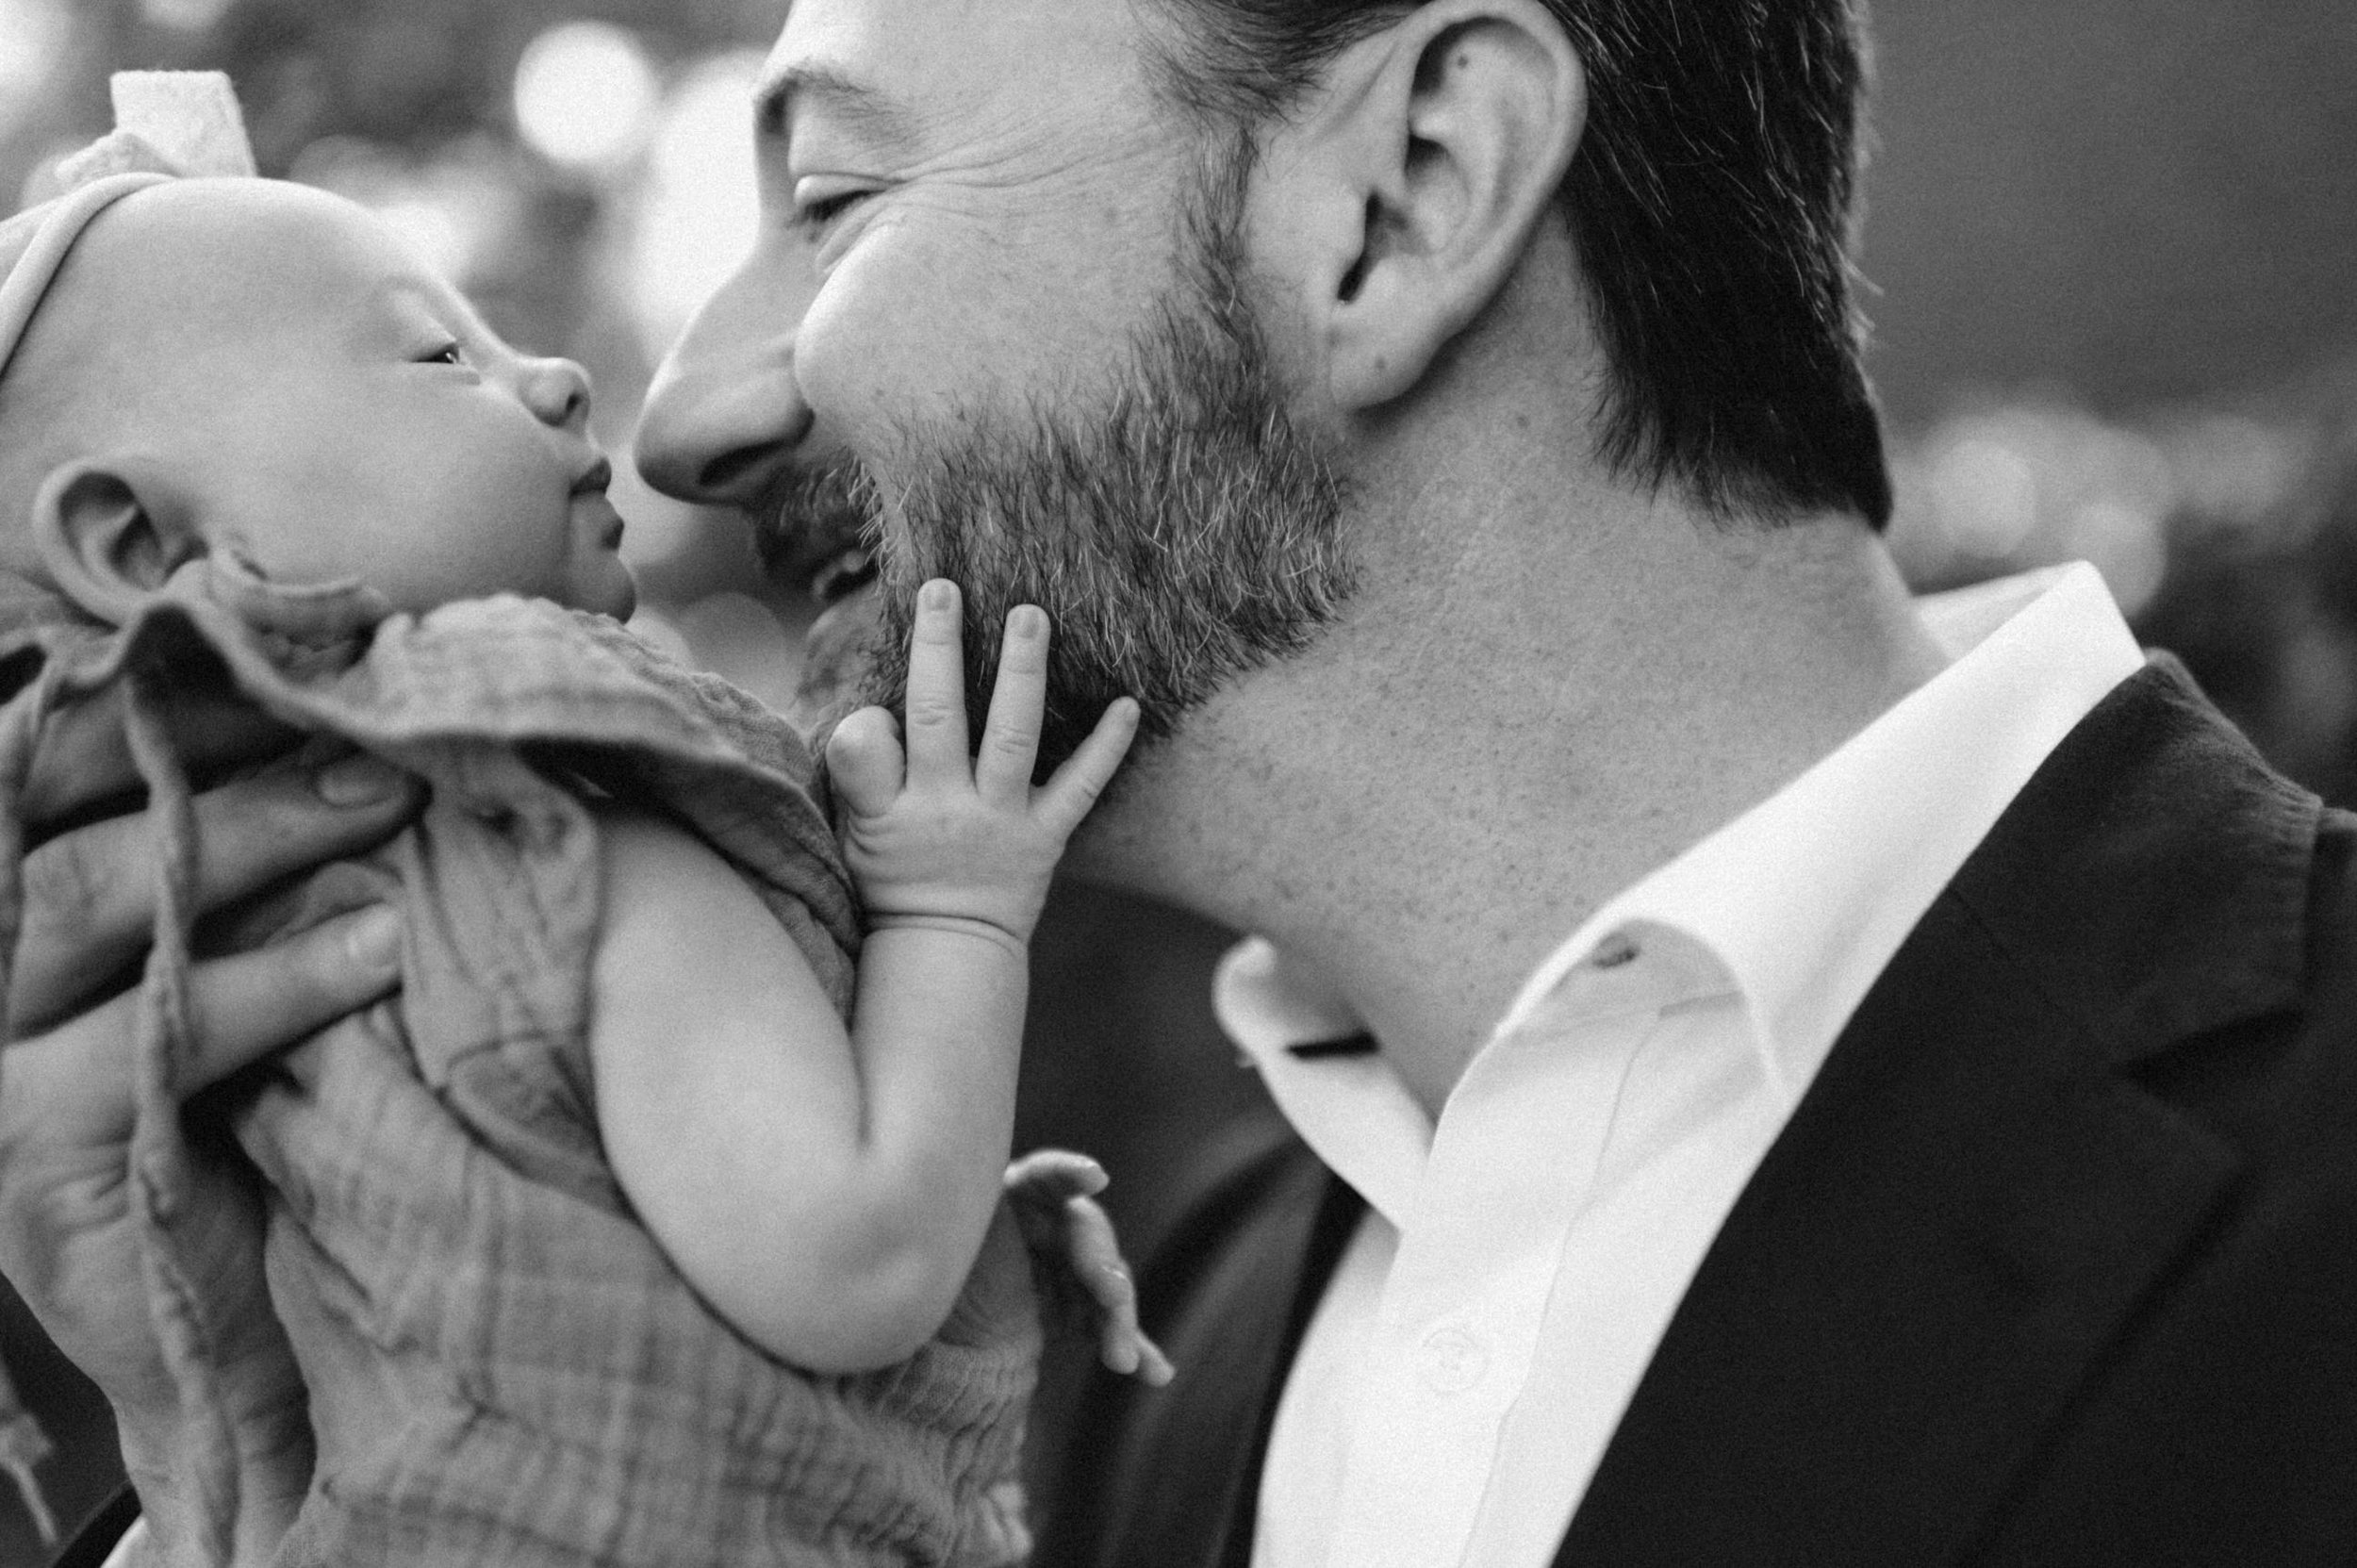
[0,76,1161,1565]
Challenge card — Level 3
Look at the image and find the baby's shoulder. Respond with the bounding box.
[384,599,864,1010]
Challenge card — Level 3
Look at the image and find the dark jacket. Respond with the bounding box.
[1039,660,2357,1568]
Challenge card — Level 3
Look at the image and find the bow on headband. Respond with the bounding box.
[0,72,258,389]
[0,74,258,1547]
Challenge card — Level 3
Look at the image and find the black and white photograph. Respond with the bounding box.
[0,0,2351,1563]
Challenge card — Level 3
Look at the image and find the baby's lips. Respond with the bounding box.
[572,486,628,549]
[571,454,615,497]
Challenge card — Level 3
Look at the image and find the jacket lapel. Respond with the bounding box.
[1208,1172,1365,1568]
[1558,661,2320,1567]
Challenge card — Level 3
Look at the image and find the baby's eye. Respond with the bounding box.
[416,342,465,367]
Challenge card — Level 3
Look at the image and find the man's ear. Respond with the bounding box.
[1260,0,1586,411]
[29,458,205,621]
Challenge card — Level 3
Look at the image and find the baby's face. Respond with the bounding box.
[78,180,634,619]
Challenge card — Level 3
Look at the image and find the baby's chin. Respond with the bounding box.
[563,554,638,621]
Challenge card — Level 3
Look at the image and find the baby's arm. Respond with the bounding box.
[587,580,1136,1373]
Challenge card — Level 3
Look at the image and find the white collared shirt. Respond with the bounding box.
[1220,563,2147,1568]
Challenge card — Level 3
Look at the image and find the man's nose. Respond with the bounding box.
[522,355,593,431]
[634,260,814,507]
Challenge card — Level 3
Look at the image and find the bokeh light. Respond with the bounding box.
[139,0,236,32]
[2068,498,2168,614]
[1891,396,2198,616]
[2163,413,2307,529]
[1928,434,2042,559]
[512,21,661,171]
[0,0,69,143]
[676,590,801,714]
[289,136,518,287]
[629,50,766,361]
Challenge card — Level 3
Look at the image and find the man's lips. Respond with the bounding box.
[748,456,874,602]
[797,571,884,722]
[808,546,878,606]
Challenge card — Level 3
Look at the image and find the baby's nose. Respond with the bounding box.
[524,355,593,429]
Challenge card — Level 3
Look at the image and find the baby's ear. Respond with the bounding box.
[29,458,205,621]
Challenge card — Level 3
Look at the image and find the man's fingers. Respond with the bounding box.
[824,706,907,819]
[1036,697,1139,835]
[974,606,1048,804]
[21,685,297,829]
[180,904,404,1092]
[8,756,421,1033]
[0,902,401,1157]
[901,579,970,791]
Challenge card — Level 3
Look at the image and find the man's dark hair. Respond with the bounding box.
[1146,0,1895,530]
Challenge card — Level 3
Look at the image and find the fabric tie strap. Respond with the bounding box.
[0,70,261,1561]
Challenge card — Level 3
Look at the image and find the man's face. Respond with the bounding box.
[639,0,1352,767]
[849,161,1355,772]
[762,0,1199,446]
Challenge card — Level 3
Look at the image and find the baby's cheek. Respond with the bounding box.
[370,508,556,612]
[567,551,637,620]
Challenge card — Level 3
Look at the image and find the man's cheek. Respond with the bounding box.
[793,250,964,440]
[789,284,865,434]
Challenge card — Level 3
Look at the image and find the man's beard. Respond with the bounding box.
[766,182,1354,779]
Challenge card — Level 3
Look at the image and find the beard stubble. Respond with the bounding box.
[837,167,1357,778]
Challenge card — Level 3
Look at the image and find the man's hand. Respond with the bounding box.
[0,702,421,1560]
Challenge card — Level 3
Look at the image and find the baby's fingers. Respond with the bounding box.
[974,606,1048,805]
[825,706,906,819]
[1006,1147,1110,1205]
[1035,697,1140,836]
[903,579,971,792]
[1062,1192,1175,1386]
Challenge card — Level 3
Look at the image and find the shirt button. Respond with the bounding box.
[1591,933,1640,969]
[1419,1326,1490,1394]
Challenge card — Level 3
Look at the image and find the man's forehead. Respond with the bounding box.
[765,0,1151,131]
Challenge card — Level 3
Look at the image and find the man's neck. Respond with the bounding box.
[1080,470,1948,1118]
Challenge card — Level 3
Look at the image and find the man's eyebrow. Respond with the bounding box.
[753,63,918,148]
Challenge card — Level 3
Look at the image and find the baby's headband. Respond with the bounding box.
[0,72,258,390]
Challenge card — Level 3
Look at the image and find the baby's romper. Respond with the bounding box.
[0,565,1040,1568]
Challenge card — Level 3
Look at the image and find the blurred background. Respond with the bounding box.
[0,0,2352,1558]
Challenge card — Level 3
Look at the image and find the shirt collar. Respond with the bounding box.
[1216,562,2147,1204]
[1492,561,2146,1103]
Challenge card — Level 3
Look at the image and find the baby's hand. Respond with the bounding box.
[1006,1149,1175,1386]
[827,579,1138,946]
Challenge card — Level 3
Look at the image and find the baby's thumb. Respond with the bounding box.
[825,705,906,818]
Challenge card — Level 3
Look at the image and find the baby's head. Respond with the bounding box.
[0,174,633,622]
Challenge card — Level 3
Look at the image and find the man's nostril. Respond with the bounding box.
[698,446,773,495]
